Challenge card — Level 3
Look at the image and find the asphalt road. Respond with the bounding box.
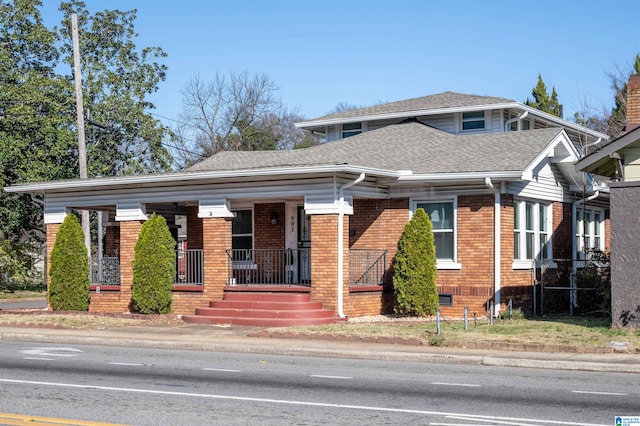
[0,342,636,425]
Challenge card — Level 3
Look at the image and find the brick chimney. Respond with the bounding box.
[627,75,640,129]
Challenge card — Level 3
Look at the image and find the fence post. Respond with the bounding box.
[508,299,513,320]
[463,306,468,330]
[489,301,494,325]
[436,308,441,335]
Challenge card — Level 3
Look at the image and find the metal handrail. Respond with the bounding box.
[349,249,387,286]
[226,248,311,286]
[175,249,204,285]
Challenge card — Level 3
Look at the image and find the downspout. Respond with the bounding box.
[337,172,365,318]
[504,110,529,132]
[485,177,501,317]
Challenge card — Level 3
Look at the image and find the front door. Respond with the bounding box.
[297,206,311,283]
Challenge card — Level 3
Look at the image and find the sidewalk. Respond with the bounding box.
[1,321,640,374]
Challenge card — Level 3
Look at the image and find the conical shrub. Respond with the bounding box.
[393,208,439,316]
[131,213,175,314]
[49,214,90,311]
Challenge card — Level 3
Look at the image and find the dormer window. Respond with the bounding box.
[461,111,486,131]
[342,122,362,138]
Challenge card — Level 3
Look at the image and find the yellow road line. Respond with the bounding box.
[0,412,124,426]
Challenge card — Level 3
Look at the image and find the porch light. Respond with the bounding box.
[271,210,278,225]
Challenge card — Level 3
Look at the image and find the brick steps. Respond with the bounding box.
[182,289,344,327]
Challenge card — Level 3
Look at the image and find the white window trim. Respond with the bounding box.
[411,197,461,270]
[575,208,605,261]
[512,200,553,269]
[231,208,254,252]
[460,110,488,133]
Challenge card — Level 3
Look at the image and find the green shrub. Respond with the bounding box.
[131,213,175,314]
[49,214,90,311]
[393,208,439,316]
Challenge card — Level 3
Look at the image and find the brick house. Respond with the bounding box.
[6,91,610,325]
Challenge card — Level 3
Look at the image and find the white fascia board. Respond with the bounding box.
[304,194,353,215]
[4,165,400,194]
[198,198,234,218]
[396,171,522,183]
[523,130,579,180]
[116,202,148,221]
[43,206,68,224]
[295,103,519,129]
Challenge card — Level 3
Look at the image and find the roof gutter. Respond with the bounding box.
[337,172,365,318]
[4,165,397,194]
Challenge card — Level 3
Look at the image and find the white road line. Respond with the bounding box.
[309,375,352,380]
[572,390,628,396]
[431,382,482,387]
[108,362,144,366]
[444,414,544,425]
[22,357,55,361]
[0,378,608,426]
[203,368,242,372]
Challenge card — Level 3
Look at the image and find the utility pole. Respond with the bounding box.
[72,13,91,260]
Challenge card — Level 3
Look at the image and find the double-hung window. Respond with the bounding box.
[575,209,604,260]
[513,200,552,268]
[415,199,460,269]
[461,111,486,131]
[232,209,253,261]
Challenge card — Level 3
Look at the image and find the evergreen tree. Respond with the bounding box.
[49,214,89,311]
[525,74,561,117]
[393,208,438,316]
[131,213,175,314]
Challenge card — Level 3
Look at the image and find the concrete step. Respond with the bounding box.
[223,292,311,303]
[195,306,336,319]
[182,315,346,327]
[209,300,324,310]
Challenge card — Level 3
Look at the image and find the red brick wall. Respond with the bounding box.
[202,217,231,301]
[104,225,120,256]
[310,214,344,311]
[437,195,495,317]
[628,75,640,126]
[346,198,409,316]
[186,206,203,249]
[254,203,285,250]
[45,223,60,311]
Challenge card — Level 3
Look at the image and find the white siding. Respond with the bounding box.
[506,160,571,202]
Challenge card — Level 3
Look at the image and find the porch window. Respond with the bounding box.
[461,111,486,131]
[342,122,362,138]
[514,200,552,268]
[575,209,604,260]
[232,209,253,260]
[415,199,459,269]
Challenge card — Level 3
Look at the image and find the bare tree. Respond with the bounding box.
[174,71,309,167]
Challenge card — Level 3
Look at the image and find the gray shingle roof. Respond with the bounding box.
[188,120,563,176]
[302,91,515,122]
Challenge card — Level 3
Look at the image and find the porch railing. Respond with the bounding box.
[175,249,204,285]
[349,249,387,286]
[226,249,311,286]
[90,255,120,286]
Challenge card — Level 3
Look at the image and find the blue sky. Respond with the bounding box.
[41,1,640,127]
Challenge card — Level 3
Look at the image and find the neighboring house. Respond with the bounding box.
[5,91,609,325]
[576,76,640,328]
